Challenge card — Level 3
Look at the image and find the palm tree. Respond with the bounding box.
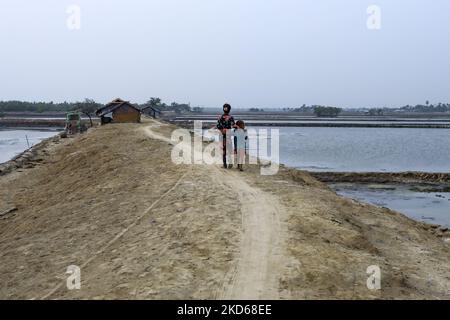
[147,97,163,110]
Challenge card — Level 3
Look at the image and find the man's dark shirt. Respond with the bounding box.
[217,114,235,132]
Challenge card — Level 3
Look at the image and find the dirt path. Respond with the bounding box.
[217,171,283,299]
[143,121,285,300]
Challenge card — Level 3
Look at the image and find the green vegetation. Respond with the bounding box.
[143,97,191,114]
[71,99,103,127]
[145,97,163,110]
[0,98,194,116]
[313,106,342,117]
[284,101,450,115]
[400,102,450,113]
[192,107,204,113]
[0,99,103,127]
[0,100,104,113]
[249,108,264,112]
[283,104,312,113]
[368,108,384,116]
[3,99,450,115]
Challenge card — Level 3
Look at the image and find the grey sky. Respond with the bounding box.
[1,0,449,108]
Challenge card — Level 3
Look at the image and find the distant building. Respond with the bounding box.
[96,98,141,124]
[140,105,161,118]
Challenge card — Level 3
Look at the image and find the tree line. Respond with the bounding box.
[400,102,450,113]
[0,99,105,113]
[0,97,195,115]
[282,105,342,117]
[143,97,193,114]
[2,99,449,117]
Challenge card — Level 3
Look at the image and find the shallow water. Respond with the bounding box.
[0,129,58,163]
[331,183,450,228]
[206,126,450,172]
[265,127,450,172]
[204,126,450,226]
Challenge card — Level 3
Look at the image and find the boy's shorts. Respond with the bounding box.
[237,149,245,164]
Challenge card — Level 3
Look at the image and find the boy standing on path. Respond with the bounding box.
[234,120,248,171]
[216,103,235,169]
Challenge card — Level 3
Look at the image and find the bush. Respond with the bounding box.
[192,107,204,113]
[313,106,342,117]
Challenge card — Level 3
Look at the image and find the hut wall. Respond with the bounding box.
[113,105,141,123]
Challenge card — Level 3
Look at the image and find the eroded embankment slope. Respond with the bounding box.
[0,119,449,299]
[312,171,450,184]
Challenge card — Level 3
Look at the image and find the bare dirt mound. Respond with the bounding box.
[0,122,241,299]
[0,119,449,299]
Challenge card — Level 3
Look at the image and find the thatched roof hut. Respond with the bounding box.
[96,98,141,124]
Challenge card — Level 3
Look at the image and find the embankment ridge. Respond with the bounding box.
[0,119,449,299]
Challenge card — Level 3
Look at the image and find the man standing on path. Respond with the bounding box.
[217,103,235,169]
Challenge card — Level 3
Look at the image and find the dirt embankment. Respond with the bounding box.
[0,119,449,299]
[0,118,97,128]
[312,171,450,185]
[0,135,63,177]
[0,118,66,128]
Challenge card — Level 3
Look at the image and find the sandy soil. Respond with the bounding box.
[144,122,284,299]
[0,118,449,299]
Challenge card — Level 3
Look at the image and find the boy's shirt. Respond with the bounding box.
[234,128,248,150]
[217,114,235,133]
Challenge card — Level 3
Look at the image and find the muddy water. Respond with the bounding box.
[331,183,450,227]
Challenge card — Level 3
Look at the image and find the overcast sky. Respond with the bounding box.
[1,0,449,108]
